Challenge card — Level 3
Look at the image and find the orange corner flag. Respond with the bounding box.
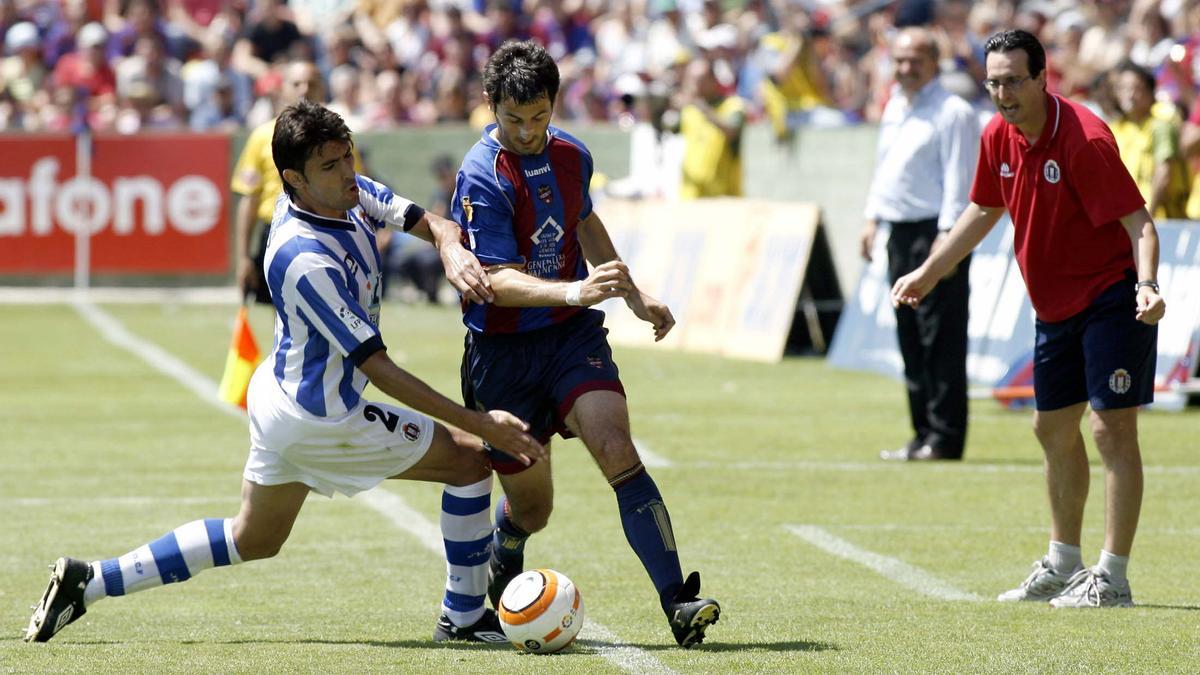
[217,306,261,409]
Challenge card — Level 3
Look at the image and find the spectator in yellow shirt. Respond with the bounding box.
[675,58,746,199]
[1109,61,1189,219]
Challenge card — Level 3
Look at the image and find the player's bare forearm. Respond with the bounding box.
[487,262,632,307]
[1121,207,1165,324]
[926,203,1001,277]
[358,350,545,461]
[410,212,494,303]
[892,202,1001,307]
[1121,208,1160,283]
[576,211,621,267]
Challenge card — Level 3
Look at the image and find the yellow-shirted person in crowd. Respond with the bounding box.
[676,58,747,199]
[231,60,365,303]
[1109,60,1189,219]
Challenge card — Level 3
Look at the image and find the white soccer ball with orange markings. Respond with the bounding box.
[497,569,585,653]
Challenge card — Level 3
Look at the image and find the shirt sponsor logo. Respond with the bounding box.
[524,164,551,177]
[531,215,564,244]
[999,162,1014,178]
[1043,159,1061,184]
[338,306,364,331]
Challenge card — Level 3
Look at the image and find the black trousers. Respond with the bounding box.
[886,218,969,457]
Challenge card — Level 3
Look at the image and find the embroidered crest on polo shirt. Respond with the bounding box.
[999,162,1014,178]
[1109,368,1132,394]
[1043,159,1061,184]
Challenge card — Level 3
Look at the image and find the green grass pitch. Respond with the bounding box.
[1,301,1198,673]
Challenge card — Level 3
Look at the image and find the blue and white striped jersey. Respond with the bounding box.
[261,175,426,418]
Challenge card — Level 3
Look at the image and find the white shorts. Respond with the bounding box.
[243,367,435,498]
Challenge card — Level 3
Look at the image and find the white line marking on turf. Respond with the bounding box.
[359,489,676,674]
[679,459,1200,476]
[786,524,984,602]
[72,300,244,420]
[633,437,672,468]
[76,301,672,673]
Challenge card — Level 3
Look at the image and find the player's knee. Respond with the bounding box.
[510,499,552,533]
[592,434,638,473]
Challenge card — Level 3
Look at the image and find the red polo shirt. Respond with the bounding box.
[970,94,1144,322]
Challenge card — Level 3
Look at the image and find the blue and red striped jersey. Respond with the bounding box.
[453,124,595,334]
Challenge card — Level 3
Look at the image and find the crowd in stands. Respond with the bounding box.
[1,0,1199,143]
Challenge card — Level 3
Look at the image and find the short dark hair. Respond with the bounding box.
[272,99,352,199]
[1114,59,1156,94]
[482,40,560,108]
[983,29,1046,79]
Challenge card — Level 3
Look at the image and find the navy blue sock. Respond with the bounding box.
[491,495,528,567]
[611,464,684,610]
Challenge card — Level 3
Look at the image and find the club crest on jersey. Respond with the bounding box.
[1109,368,1132,394]
[461,196,474,223]
[537,184,553,204]
[531,216,564,244]
[1043,159,1061,184]
[402,421,421,442]
[999,162,1014,178]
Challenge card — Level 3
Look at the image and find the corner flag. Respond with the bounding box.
[217,306,260,409]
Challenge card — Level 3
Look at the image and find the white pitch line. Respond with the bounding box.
[72,300,244,420]
[677,459,1200,476]
[633,437,673,469]
[786,525,984,602]
[75,301,672,673]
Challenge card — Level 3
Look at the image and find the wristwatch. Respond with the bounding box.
[1136,280,1160,293]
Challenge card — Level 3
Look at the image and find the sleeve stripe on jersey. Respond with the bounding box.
[347,335,385,367]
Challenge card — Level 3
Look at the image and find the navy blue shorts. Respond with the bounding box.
[1033,275,1158,412]
[461,308,624,473]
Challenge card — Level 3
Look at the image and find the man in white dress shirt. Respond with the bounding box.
[861,27,980,461]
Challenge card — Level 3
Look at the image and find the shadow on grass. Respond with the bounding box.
[166,637,839,653]
[1136,603,1200,611]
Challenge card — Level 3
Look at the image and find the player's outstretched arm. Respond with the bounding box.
[575,211,673,339]
[358,350,545,464]
[892,202,1003,308]
[408,211,495,304]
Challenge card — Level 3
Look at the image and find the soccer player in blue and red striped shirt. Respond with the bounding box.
[452,40,720,648]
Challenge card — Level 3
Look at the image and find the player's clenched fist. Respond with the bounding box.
[580,260,633,305]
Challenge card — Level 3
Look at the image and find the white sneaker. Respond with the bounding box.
[997,557,1081,602]
[1049,568,1134,608]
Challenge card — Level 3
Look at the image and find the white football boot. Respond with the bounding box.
[1049,568,1134,608]
[997,557,1081,602]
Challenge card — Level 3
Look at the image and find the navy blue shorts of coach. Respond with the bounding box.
[1033,273,1158,412]
[461,308,625,473]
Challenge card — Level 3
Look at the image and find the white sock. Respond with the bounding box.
[1047,541,1082,573]
[83,518,242,608]
[439,476,493,627]
[1096,550,1129,584]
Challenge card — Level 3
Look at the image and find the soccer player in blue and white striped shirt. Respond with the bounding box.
[25,100,545,644]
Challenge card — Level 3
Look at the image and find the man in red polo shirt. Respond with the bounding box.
[892,29,1165,608]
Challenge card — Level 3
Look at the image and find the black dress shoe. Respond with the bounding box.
[879,443,960,461]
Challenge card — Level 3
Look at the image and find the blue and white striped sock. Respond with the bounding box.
[83,518,242,607]
[439,477,492,627]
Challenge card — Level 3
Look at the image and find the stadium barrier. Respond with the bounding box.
[827,219,1200,410]
[597,197,841,362]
